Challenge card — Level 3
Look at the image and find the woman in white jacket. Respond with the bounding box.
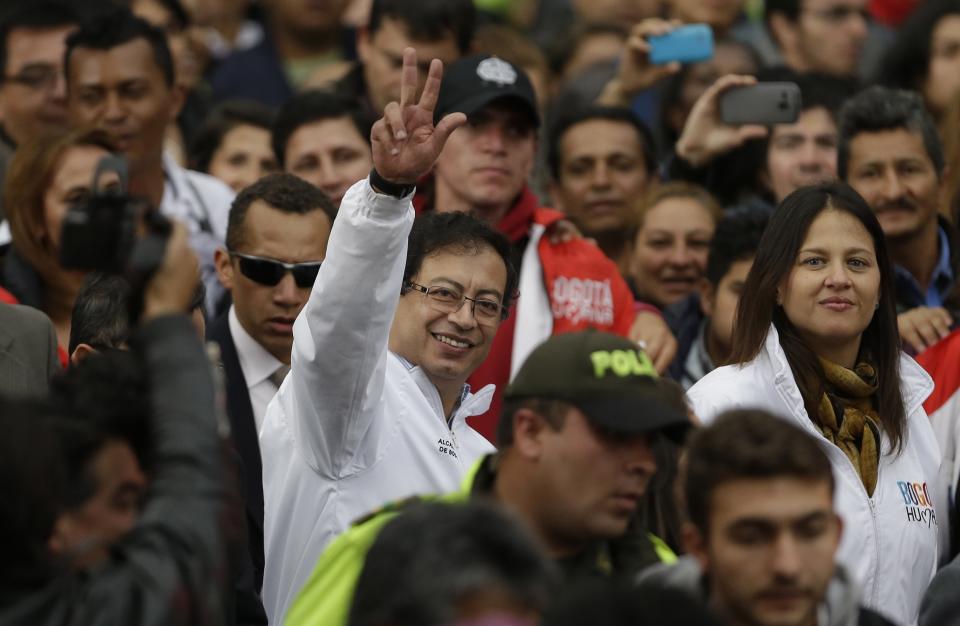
[688,183,941,626]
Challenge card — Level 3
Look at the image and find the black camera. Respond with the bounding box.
[60,155,172,320]
[60,156,149,272]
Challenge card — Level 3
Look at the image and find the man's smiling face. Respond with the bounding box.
[389,244,507,390]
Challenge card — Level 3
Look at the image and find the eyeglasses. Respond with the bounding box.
[2,63,59,91]
[231,252,322,288]
[405,282,505,324]
[805,5,871,24]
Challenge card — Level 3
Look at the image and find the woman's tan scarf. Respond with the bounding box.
[817,358,882,497]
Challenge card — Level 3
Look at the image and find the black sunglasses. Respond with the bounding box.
[231,252,323,288]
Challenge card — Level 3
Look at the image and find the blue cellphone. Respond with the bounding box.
[648,24,714,65]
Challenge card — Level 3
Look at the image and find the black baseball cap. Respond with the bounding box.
[434,55,540,127]
[505,331,691,440]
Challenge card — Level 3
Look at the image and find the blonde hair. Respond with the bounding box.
[4,128,113,298]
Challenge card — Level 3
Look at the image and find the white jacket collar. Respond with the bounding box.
[760,324,933,422]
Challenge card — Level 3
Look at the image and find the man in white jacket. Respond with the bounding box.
[258,49,518,624]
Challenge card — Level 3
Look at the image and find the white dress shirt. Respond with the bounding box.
[228,305,285,432]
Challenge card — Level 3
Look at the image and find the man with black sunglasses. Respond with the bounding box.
[211,172,335,593]
[257,49,515,624]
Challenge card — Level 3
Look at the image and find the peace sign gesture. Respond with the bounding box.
[371,48,467,185]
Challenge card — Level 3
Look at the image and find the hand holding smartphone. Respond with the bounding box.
[648,24,714,65]
[719,82,802,125]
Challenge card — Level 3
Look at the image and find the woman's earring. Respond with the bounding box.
[875,302,880,310]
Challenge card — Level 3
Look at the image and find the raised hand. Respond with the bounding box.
[371,48,467,185]
[675,74,769,168]
[597,19,682,106]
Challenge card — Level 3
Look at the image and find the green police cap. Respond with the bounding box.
[504,330,691,438]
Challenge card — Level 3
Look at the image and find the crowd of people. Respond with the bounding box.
[1,0,960,624]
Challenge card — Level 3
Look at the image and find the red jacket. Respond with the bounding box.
[415,186,636,441]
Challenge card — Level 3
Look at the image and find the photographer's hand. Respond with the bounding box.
[371,48,467,186]
[142,221,200,322]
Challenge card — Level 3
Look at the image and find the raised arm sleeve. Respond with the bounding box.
[278,178,415,477]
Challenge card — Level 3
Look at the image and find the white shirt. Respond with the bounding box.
[160,154,234,316]
[258,179,495,624]
[688,325,941,626]
[228,305,285,432]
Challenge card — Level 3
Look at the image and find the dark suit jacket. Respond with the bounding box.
[0,303,59,397]
[208,313,265,590]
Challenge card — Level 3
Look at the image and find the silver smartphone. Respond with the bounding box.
[719,82,802,125]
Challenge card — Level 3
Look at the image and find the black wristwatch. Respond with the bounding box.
[369,169,415,198]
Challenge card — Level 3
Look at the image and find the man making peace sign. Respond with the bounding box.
[258,50,517,624]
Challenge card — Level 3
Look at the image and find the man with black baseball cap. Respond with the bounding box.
[283,329,690,626]
[416,55,670,444]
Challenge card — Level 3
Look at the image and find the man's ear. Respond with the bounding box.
[699,279,715,317]
[356,25,372,65]
[48,514,73,556]
[682,521,710,572]
[168,82,186,122]
[767,13,799,57]
[215,248,234,291]
[70,343,97,367]
[511,408,550,460]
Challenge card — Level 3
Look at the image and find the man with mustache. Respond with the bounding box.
[638,409,896,626]
[837,86,958,355]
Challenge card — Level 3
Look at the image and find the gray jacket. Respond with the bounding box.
[0,303,59,397]
[0,315,242,625]
[636,557,897,626]
[920,553,960,626]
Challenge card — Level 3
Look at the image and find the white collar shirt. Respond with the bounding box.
[229,305,285,433]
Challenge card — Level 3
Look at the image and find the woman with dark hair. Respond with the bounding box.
[687,183,941,626]
[188,100,278,192]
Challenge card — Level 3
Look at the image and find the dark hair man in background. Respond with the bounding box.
[838,86,958,354]
[271,90,374,207]
[546,105,658,276]
[65,8,236,316]
[638,409,896,626]
[0,0,84,233]
[349,501,557,626]
[68,273,206,365]
[337,0,476,115]
[765,0,870,78]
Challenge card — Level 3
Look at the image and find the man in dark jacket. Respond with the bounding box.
[0,222,242,625]
[637,409,897,626]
